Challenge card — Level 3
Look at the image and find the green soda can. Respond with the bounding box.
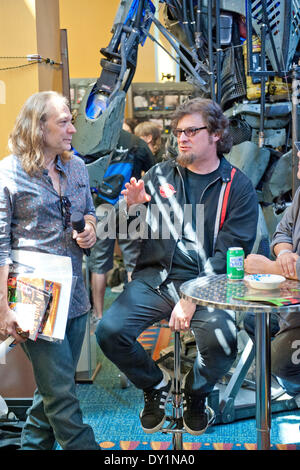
[227,247,244,281]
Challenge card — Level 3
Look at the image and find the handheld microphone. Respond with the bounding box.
[71,211,91,256]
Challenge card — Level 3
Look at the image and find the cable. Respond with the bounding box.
[0,62,38,72]
[0,56,29,59]
[0,55,62,72]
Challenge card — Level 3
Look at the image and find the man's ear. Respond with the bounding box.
[40,121,46,137]
[212,132,221,143]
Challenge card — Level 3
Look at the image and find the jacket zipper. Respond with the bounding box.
[155,166,223,287]
[174,166,222,276]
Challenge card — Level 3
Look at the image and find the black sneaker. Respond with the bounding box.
[182,393,215,435]
[140,375,172,434]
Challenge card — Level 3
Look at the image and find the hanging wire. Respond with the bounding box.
[0,62,38,72]
[0,55,62,71]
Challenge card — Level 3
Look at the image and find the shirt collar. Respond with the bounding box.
[42,155,67,177]
[55,155,67,175]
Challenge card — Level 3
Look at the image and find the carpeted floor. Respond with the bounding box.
[77,340,300,450]
[76,287,300,451]
[76,359,300,450]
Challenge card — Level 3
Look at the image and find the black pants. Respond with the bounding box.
[244,312,300,396]
[96,278,237,396]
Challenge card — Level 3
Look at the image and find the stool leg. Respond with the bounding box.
[172,331,183,450]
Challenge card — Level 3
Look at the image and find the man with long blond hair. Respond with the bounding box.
[0,91,99,450]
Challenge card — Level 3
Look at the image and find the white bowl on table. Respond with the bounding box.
[244,274,286,290]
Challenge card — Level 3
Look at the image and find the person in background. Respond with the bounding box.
[89,129,154,322]
[134,121,164,163]
[123,118,138,134]
[244,148,300,398]
[0,91,99,450]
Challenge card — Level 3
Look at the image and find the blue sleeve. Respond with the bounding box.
[76,157,96,218]
[0,180,13,266]
[84,168,96,218]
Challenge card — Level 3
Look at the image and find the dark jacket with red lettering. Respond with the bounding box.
[120,156,258,289]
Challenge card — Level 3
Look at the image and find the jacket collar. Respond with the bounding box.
[218,156,234,182]
[172,155,233,182]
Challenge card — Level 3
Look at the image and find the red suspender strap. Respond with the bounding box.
[219,167,236,230]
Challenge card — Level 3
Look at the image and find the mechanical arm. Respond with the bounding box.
[72,0,300,241]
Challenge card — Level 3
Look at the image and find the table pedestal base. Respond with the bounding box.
[255,311,271,450]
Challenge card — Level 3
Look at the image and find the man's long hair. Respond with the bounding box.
[171,98,233,155]
[8,91,72,176]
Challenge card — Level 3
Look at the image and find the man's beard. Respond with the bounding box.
[176,151,196,168]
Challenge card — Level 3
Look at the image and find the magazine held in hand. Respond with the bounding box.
[0,250,74,361]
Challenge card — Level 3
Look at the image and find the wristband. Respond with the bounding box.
[277,249,292,258]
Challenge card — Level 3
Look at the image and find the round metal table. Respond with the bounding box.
[180,274,300,450]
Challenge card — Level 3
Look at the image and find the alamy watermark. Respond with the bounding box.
[291,340,300,365]
[96,203,205,250]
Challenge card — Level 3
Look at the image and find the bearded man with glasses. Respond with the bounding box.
[0,92,99,450]
[96,97,259,436]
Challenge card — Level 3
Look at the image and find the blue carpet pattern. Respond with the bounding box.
[76,350,300,450]
[76,287,300,450]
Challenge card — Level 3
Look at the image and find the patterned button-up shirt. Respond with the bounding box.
[0,154,96,318]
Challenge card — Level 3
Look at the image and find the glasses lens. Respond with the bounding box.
[185,128,197,137]
[173,127,202,138]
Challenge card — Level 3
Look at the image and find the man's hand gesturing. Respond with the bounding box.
[121,178,151,207]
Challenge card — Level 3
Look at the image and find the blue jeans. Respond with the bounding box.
[96,278,237,396]
[21,313,99,450]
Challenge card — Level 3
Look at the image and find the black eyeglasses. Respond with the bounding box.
[173,126,207,138]
[60,196,72,229]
